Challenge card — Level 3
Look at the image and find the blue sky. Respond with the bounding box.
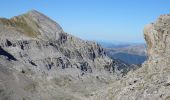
[0,0,170,43]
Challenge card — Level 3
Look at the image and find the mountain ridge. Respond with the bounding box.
[0,10,132,100]
[105,44,147,64]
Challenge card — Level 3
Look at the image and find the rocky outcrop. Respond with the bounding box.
[90,15,170,100]
[0,10,131,100]
[144,15,170,59]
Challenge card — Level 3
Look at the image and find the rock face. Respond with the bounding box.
[144,15,170,59]
[90,15,170,100]
[0,10,130,100]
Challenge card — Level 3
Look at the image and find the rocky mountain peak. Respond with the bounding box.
[26,9,43,15]
[0,10,63,40]
[0,10,132,100]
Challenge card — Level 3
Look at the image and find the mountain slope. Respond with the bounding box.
[0,10,131,100]
[90,14,170,100]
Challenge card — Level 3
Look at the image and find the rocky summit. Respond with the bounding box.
[90,15,170,100]
[0,10,132,100]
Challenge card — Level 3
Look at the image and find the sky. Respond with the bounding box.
[0,0,170,43]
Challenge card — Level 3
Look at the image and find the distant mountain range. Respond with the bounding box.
[98,42,147,65]
[98,41,132,48]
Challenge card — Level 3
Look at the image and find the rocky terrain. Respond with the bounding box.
[0,10,133,100]
[90,14,170,100]
[0,10,169,100]
[105,44,147,64]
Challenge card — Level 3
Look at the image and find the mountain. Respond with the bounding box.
[0,10,132,100]
[105,44,147,64]
[90,14,170,100]
[98,41,131,48]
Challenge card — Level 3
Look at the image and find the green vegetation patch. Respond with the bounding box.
[0,15,41,37]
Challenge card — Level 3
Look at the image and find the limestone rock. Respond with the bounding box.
[0,10,130,100]
[144,15,170,59]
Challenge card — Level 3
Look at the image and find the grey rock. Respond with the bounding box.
[0,10,130,100]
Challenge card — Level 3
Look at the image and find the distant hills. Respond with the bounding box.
[98,42,147,65]
[98,41,132,48]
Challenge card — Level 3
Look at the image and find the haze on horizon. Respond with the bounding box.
[0,0,170,43]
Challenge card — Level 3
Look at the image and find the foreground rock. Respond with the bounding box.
[0,10,132,100]
[90,15,170,100]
